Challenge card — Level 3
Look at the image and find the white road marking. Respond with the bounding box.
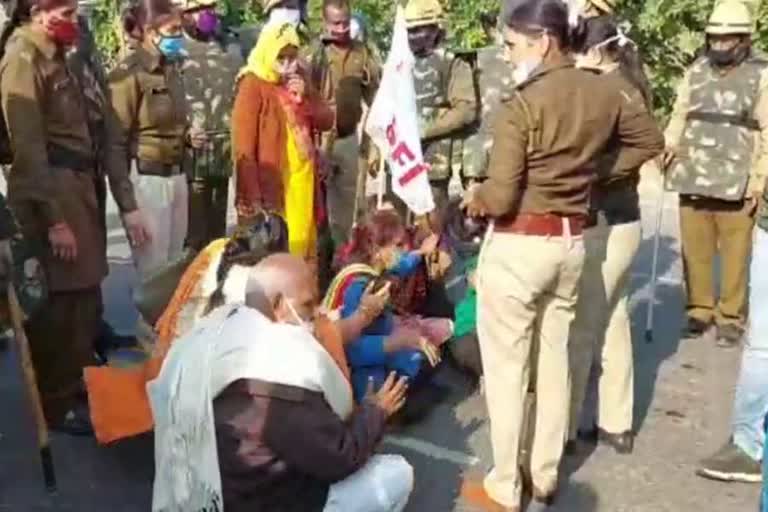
[384,435,480,467]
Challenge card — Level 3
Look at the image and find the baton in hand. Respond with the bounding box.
[8,283,57,492]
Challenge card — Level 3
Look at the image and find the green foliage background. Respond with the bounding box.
[87,0,768,117]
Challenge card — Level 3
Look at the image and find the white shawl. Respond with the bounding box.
[148,304,353,512]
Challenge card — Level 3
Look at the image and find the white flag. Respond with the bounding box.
[365,6,435,215]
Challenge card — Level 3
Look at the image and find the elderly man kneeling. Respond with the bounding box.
[148,253,414,512]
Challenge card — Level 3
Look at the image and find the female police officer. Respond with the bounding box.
[109,0,201,278]
[460,0,662,509]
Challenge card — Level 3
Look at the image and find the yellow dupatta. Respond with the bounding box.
[238,23,317,260]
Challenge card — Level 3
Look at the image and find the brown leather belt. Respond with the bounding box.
[494,213,587,237]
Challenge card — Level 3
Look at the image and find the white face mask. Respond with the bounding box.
[512,58,542,85]
[269,8,301,27]
[284,298,313,333]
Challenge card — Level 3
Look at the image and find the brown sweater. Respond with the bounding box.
[231,74,334,216]
[214,379,386,512]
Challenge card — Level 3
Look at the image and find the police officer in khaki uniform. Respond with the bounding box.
[459,0,662,509]
[175,0,243,248]
[0,0,148,434]
[110,0,199,279]
[664,0,768,346]
[405,0,476,209]
[309,0,380,245]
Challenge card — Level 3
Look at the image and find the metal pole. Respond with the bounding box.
[645,175,667,343]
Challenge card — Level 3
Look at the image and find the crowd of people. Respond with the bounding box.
[0,0,766,510]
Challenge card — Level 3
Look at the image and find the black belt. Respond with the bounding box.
[686,111,759,130]
[137,160,183,177]
[47,143,95,173]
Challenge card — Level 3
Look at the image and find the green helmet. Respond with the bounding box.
[404,0,444,29]
[706,0,754,35]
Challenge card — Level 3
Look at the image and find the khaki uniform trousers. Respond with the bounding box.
[679,196,755,328]
[477,226,585,507]
[569,219,641,439]
[26,287,102,424]
[326,134,361,244]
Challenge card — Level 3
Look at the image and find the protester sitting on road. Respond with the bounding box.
[440,199,487,381]
[85,216,390,444]
[148,254,414,511]
[324,208,452,417]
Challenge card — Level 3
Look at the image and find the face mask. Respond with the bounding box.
[196,8,219,37]
[47,18,80,47]
[326,26,351,45]
[408,28,440,57]
[708,45,749,68]
[157,35,186,59]
[269,8,301,27]
[512,58,542,84]
[284,298,313,333]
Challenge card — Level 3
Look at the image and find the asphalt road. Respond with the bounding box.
[0,177,761,511]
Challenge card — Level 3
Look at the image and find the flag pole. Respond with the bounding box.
[377,157,386,209]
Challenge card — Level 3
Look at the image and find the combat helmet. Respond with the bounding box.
[589,0,616,14]
[706,0,754,35]
[404,0,444,29]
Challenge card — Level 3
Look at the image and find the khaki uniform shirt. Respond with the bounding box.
[108,46,188,167]
[0,25,109,290]
[477,58,664,219]
[310,39,381,151]
[665,63,768,198]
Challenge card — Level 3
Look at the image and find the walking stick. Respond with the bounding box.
[645,171,667,344]
[7,283,56,492]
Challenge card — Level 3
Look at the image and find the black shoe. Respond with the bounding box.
[50,408,94,437]
[696,442,762,483]
[716,324,744,348]
[526,489,555,511]
[598,429,634,454]
[576,426,599,444]
[682,317,710,339]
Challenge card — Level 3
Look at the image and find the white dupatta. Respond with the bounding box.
[148,304,353,512]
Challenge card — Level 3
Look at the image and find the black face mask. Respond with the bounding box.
[408,27,442,57]
[707,43,750,68]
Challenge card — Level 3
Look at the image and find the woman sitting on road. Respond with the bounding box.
[325,208,453,413]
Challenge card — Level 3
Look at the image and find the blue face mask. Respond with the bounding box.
[157,35,185,59]
[387,250,421,278]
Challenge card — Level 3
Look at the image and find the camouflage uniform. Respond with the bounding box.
[666,51,768,330]
[182,36,243,249]
[414,48,477,208]
[458,45,512,183]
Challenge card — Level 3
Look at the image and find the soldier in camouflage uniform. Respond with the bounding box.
[174,0,243,249]
[459,10,512,187]
[404,0,477,210]
[664,0,768,346]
